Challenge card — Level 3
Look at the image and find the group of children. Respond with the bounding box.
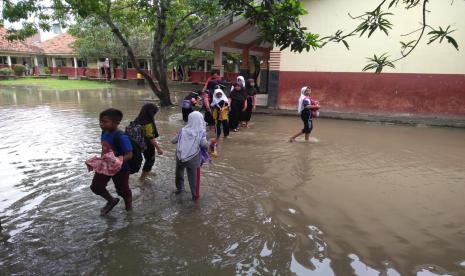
[88,102,215,216]
[181,72,258,140]
[88,80,318,216]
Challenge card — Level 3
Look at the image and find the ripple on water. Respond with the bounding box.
[1,89,465,275]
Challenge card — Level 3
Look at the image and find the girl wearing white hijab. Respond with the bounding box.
[172,111,209,200]
[211,88,230,139]
[289,86,320,142]
[230,76,246,92]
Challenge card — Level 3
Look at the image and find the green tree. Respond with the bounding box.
[2,0,317,106]
[68,17,151,79]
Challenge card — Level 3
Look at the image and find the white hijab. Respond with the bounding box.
[297,86,308,114]
[231,76,246,91]
[177,111,206,162]
[211,88,229,108]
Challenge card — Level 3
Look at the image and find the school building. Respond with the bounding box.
[0,27,152,79]
[188,0,465,117]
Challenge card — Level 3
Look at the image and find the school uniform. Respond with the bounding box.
[172,112,209,200]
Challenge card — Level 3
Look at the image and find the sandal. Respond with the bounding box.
[100,198,120,216]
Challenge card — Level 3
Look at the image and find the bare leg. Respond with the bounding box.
[305,133,310,141]
[289,131,303,142]
[139,171,150,182]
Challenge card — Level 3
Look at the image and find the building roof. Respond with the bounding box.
[0,27,43,54]
[38,32,75,55]
[188,15,271,56]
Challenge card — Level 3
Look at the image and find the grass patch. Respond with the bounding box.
[0,78,112,90]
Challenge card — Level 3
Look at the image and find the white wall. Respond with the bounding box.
[279,0,465,74]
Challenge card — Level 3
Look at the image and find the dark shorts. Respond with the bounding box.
[301,111,313,134]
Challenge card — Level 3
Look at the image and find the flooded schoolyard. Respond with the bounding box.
[1,87,465,275]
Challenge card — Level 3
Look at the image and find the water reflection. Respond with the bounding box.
[1,87,465,275]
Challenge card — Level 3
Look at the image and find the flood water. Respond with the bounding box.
[1,87,465,276]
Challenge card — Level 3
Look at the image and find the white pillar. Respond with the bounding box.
[34,56,38,75]
[73,57,78,77]
[7,56,11,67]
[147,59,151,71]
[52,57,56,67]
[203,59,207,72]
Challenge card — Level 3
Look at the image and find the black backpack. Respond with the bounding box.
[113,130,143,174]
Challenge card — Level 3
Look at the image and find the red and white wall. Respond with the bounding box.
[274,0,465,117]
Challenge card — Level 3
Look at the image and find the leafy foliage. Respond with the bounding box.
[0,68,14,75]
[220,0,320,52]
[427,25,459,50]
[12,64,26,76]
[355,7,393,37]
[362,53,395,74]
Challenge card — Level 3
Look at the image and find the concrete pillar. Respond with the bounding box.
[147,59,151,71]
[203,59,208,72]
[259,52,270,94]
[33,56,38,75]
[73,57,78,78]
[51,57,56,74]
[212,43,224,77]
[7,56,11,68]
[267,50,281,108]
[240,48,250,78]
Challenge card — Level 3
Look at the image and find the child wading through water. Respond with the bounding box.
[289,86,320,142]
[181,91,200,123]
[211,88,230,139]
[243,78,257,128]
[172,111,209,201]
[90,108,133,216]
[134,103,164,182]
[229,82,248,132]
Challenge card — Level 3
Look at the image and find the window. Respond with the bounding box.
[11,57,17,64]
[0,56,8,65]
[55,58,67,67]
[77,59,87,68]
[52,23,62,34]
[127,61,133,69]
[137,60,148,70]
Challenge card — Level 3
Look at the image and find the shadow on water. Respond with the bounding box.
[1,87,465,275]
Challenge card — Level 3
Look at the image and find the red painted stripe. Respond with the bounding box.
[277,71,465,117]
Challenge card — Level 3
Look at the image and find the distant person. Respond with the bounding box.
[242,78,257,128]
[172,111,209,201]
[134,103,164,182]
[90,108,133,216]
[211,88,230,139]
[228,82,247,132]
[289,87,320,142]
[104,58,111,81]
[202,70,221,92]
[181,90,200,122]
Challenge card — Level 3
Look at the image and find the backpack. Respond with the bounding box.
[113,130,144,175]
[125,121,147,150]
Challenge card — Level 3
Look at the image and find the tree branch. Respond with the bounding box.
[162,9,201,51]
[392,0,428,61]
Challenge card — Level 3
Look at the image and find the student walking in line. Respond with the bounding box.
[211,88,230,139]
[289,86,320,142]
[134,103,164,182]
[172,111,209,201]
[242,78,257,128]
[181,90,200,123]
[229,82,247,132]
[90,108,133,216]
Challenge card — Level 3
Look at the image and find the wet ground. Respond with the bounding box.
[1,87,465,275]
